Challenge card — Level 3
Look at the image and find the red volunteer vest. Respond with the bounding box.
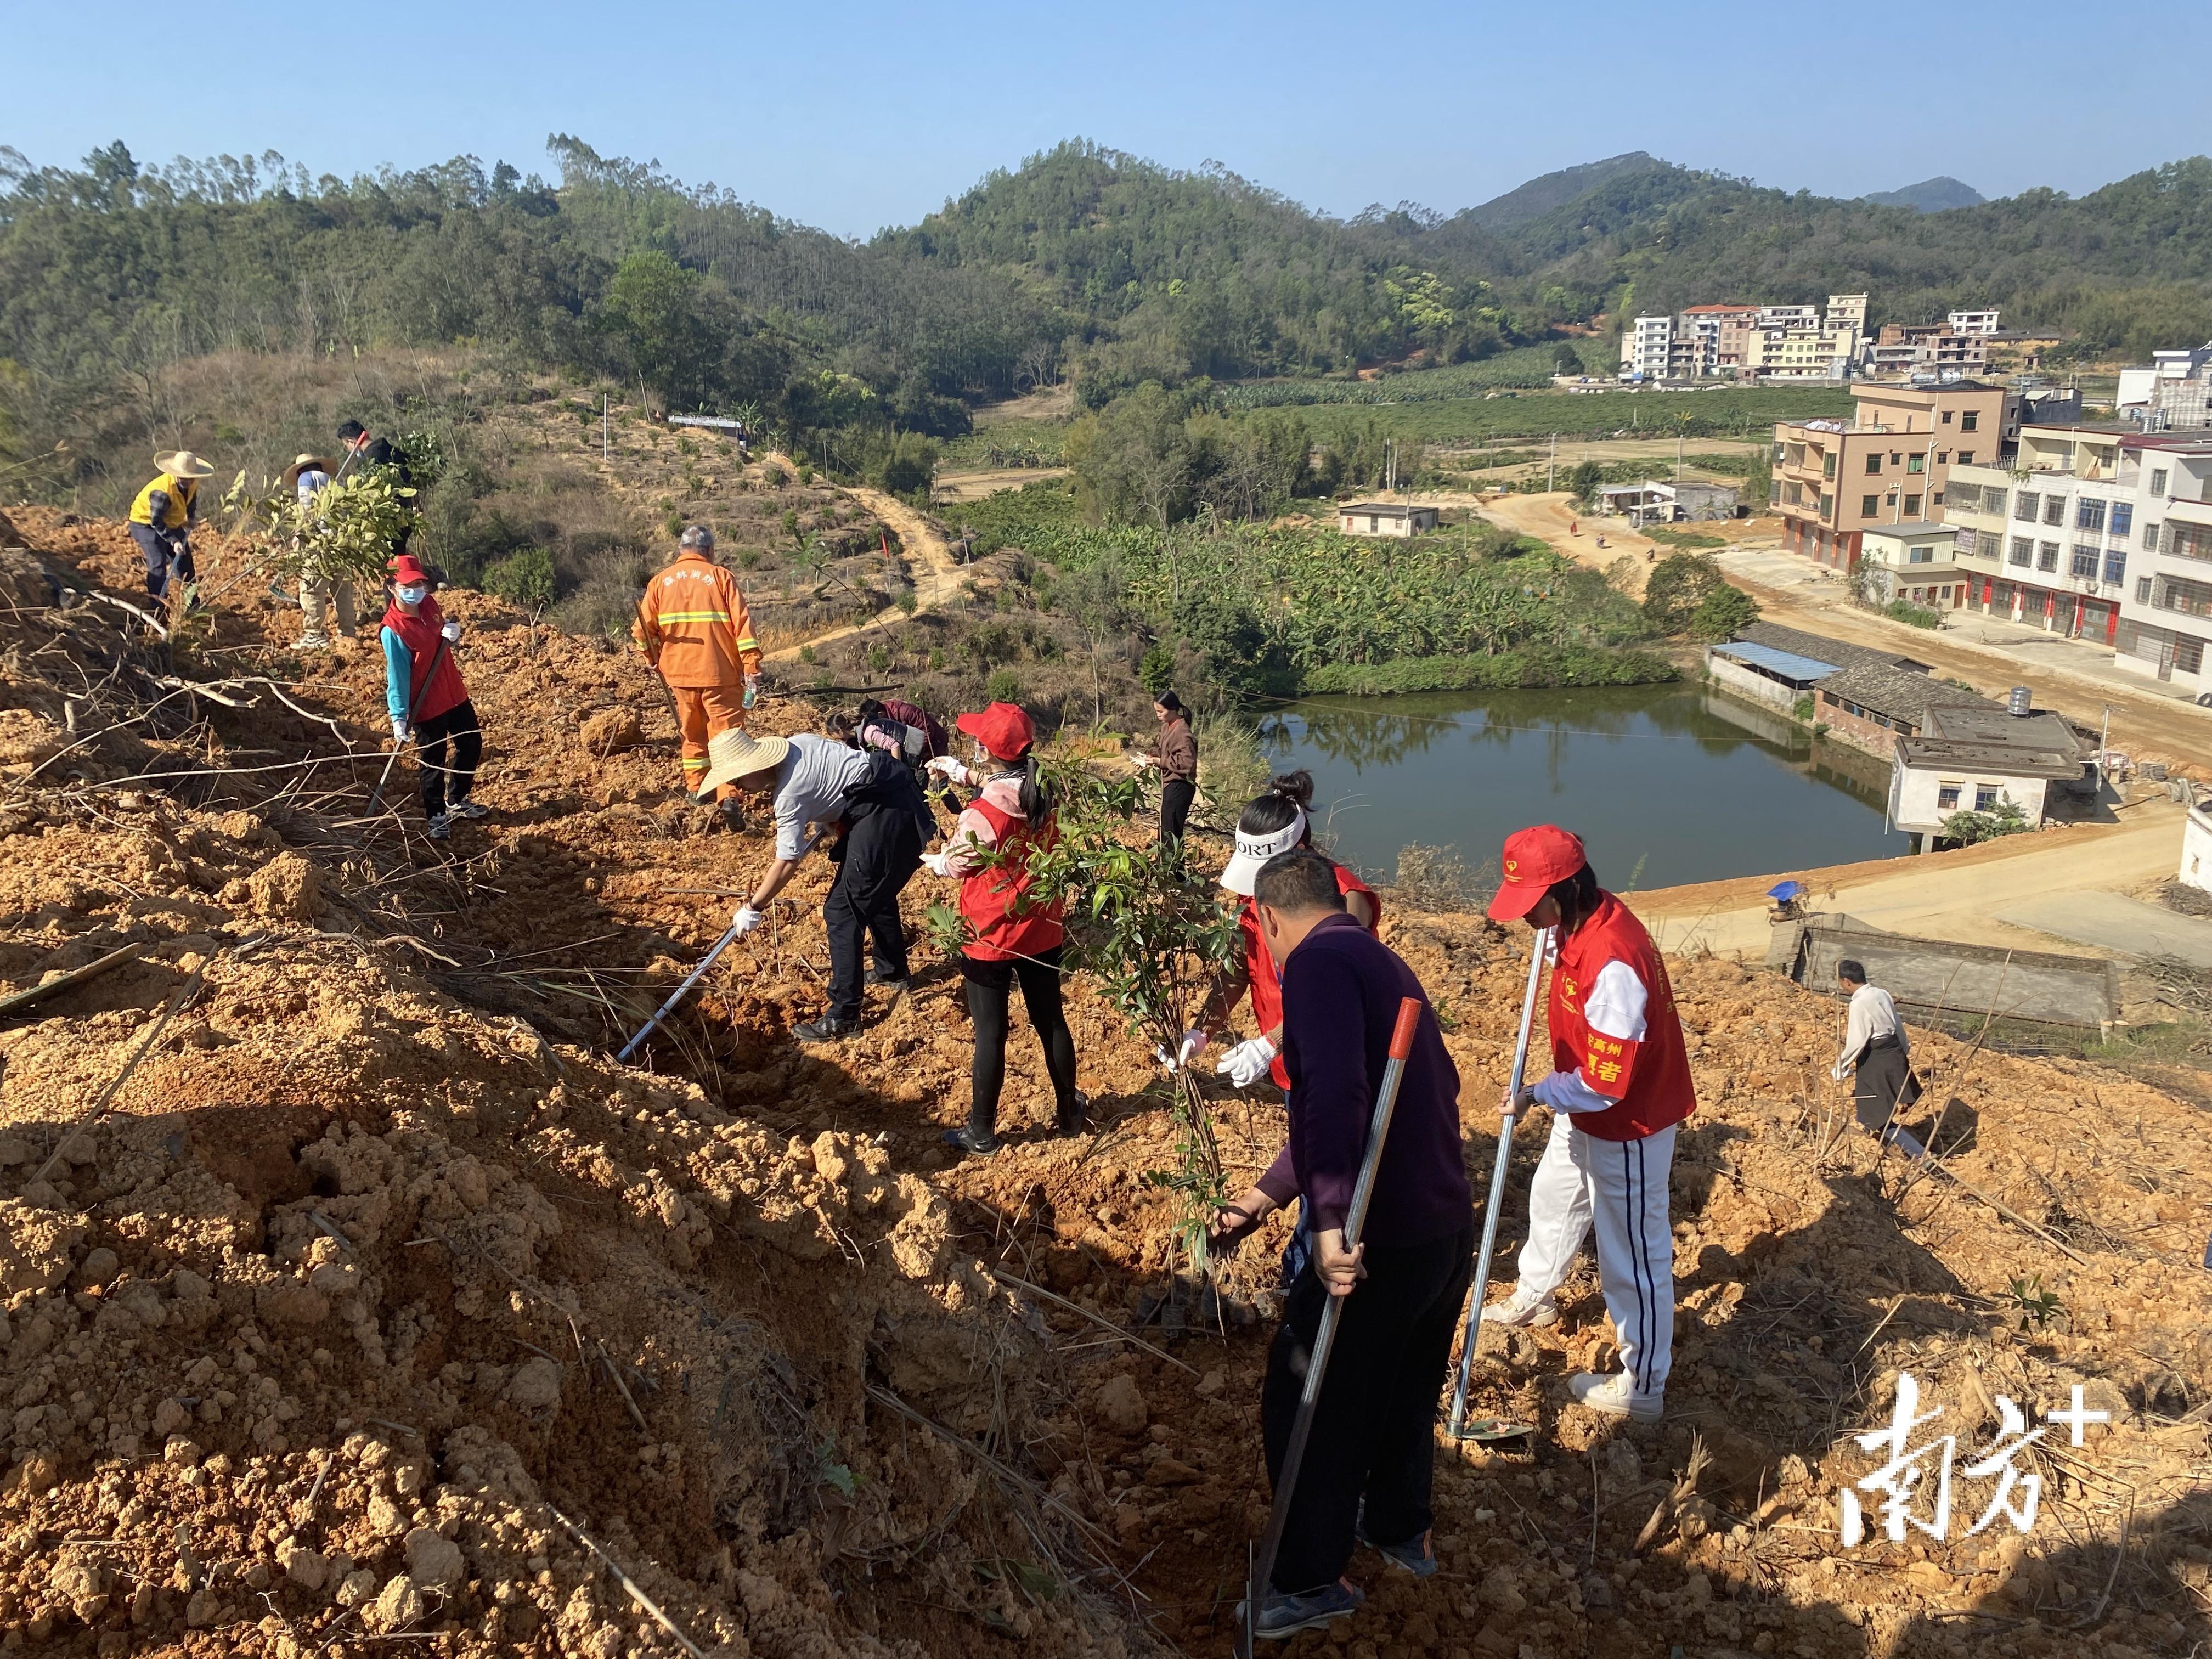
[382,598,469,725]
[1548,892,1696,1141]
[958,798,1066,962]
[1239,862,1380,1087]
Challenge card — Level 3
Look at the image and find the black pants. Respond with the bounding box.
[1851,1034,1921,1132]
[961,945,1079,1135]
[415,699,482,818]
[131,524,193,599]
[823,804,920,1022]
[1158,777,1196,849]
[1261,1224,1474,1595]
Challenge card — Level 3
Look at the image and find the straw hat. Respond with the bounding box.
[695,727,791,798]
[154,450,216,479]
[281,453,336,490]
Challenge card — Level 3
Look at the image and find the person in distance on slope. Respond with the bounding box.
[1480,825,1696,1422]
[1831,957,1922,1144]
[1168,771,1380,1092]
[126,449,215,603]
[1128,690,1199,863]
[918,702,1084,1154]
[634,524,764,832]
[380,555,487,842]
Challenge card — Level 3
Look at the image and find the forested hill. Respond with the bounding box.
[4,132,2212,474]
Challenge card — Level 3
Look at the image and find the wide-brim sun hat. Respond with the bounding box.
[155,450,216,479]
[1487,824,1588,922]
[696,727,791,798]
[281,453,335,490]
[956,701,1034,763]
[1218,806,1308,897]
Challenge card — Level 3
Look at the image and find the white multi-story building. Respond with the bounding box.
[1946,308,2001,335]
[1940,424,2212,696]
[1621,314,1673,380]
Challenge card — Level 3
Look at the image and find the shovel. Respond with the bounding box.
[617,919,744,1064]
[1240,996,1421,1659]
[1446,925,1551,1443]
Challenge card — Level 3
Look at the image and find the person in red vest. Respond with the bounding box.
[380,554,487,841]
[921,703,1083,1153]
[1481,825,1696,1422]
[1175,771,1380,1091]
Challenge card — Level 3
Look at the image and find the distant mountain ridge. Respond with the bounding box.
[1860,176,1986,212]
[1462,153,1666,230]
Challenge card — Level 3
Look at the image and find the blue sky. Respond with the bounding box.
[10,1,2206,236]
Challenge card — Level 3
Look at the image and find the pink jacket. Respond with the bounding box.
[943,775,1026,876]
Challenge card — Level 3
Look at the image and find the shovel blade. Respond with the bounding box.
[1453,1417,1536,1444]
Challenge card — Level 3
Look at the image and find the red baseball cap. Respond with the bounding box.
[387,554,432,588]
[1487,825,1588,922]
[956,702,1034,763]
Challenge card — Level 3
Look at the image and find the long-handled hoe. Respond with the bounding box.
[365,636,450,817]
[616,921,745,1064]
[1239,997,1420,1659]
[1445,925,1552,1444]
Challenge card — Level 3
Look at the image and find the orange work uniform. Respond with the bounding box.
[633,548,764,798]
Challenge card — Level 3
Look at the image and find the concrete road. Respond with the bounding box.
[1627,799,2187,961]
[1992,889,2212,967]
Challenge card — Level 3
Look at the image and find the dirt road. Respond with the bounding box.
[760,473,963,664]
[1628,797,2187,958]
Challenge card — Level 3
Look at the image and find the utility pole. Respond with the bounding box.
[1676,430,1684,482]
[1547,431,1556,495]
[602,394,608,464]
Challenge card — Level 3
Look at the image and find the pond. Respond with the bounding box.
[1254,682,1908,892]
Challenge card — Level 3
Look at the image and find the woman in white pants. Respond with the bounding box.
[1481,825,1699,1422]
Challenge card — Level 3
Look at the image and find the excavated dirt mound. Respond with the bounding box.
[0,507,2205,1658]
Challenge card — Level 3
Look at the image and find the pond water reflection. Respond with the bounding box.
[1255,683,1907,890]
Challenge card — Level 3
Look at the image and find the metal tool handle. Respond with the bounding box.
[1447,926,1550,1438]
[365,635,450,815]
[616,921,743,1064]
[1243,996,1421,1655]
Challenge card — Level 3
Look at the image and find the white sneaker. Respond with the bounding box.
[1480,1284,1559,1328]
[1569,1371,1663,1422]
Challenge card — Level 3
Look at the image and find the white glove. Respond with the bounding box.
[926,755,970,785]
[743,673,760,710]
[730,905,764,936]
[391,717,410,745]
[440,621,462,643]
[1216,1036,1279,1089]
[1153,1028,1208,1073]
[922,851,951,878]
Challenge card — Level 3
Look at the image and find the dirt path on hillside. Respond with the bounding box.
[1628,797,2187,957]
[759,467,963,664]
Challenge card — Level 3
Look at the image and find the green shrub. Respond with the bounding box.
[1884,597,1943,629]
[483,545,557,610]
[1137,642,1176,695]
[895,589,918,614]
[1642,553,1728,635]
[1792,695,1816,722]
[985,667,1023,703]
[1299,647,1677,696]
[1689,583,1760,639]
[1942,799,2032,844]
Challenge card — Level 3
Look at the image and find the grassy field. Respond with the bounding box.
[1297,386,1853,450]
[1220,341,1616,408]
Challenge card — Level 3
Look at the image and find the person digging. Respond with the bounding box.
[379,555,488,841]
[698,725,930,1043]
[1478,825,1696,1424]
[127,449,215,606]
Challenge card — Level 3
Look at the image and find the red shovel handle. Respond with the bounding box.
[1388,995,1421,1061]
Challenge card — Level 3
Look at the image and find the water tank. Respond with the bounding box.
[2007,685,2033,717]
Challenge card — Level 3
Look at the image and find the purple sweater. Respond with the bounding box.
[1256,913,1472,1246]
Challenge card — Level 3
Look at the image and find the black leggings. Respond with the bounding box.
[415,699,482,817]
[962,945,1079,1135]
[1158,777,1197,850]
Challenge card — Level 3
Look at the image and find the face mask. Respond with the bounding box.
[396,585,427,606]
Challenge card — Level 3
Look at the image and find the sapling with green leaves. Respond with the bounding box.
[933,759,1243,1274]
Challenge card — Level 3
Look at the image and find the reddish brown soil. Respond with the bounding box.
[0,506,2203,1659]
